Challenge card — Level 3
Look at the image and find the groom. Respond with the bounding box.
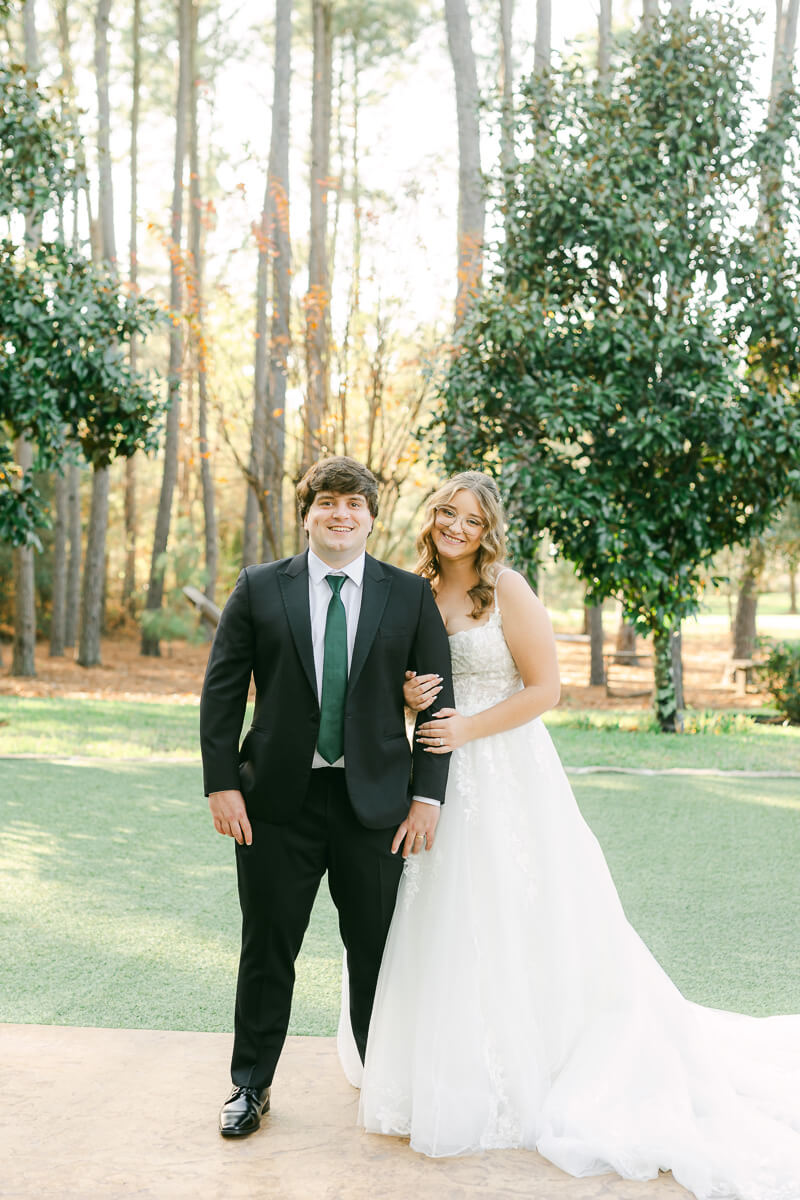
[200,456,454,1137]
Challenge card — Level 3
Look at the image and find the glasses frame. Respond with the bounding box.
[433,504,487,534]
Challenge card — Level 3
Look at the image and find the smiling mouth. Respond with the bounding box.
[327,525,355,533]
[439,531,465,545]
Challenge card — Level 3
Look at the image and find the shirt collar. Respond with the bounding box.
[307,548,365,588]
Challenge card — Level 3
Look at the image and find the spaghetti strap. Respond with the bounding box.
[493,567,511,613]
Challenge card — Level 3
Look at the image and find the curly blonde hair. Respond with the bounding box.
[415,471,507,619]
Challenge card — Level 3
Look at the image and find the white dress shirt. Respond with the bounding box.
[306,548,439,807]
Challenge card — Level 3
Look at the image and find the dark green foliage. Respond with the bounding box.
[0,63,73,219]
[435,7,800,728]
[0,64,166,548]
[758,641,800,724]
[0,243,167,547]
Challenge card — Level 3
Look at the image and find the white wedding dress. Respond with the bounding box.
[337,601,800,1200]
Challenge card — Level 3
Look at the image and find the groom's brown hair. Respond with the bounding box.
[296,456,380,520]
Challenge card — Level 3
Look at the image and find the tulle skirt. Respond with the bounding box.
[339,717,800,1200]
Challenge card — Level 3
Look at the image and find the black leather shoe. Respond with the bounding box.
[218,1085,270,1137]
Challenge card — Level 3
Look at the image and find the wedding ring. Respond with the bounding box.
[414,833,425,840]
[437,738,443,746]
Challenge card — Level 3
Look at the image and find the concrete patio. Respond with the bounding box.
[0,1025,691,1199]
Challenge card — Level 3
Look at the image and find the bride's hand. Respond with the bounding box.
[416,707,473,753]
[403,670,443,712]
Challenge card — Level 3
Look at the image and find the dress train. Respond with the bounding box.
[337,611,800,1200]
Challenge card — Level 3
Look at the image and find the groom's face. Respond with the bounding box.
[304,490,374,565]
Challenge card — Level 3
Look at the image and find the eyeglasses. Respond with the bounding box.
[433,505,486,533]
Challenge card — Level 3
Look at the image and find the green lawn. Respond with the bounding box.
[0,696,202,762]
[2,695,799,772]
[1,757,798,1033]
[546,710,800,772]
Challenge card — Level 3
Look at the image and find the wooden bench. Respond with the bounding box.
[720,658,757,695]
[603,650,654,698]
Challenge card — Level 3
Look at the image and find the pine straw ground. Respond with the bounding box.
[0,622,787,710]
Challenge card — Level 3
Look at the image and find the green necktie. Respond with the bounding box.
[318,574,348,764]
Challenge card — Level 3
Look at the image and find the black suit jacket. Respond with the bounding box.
[199,550,454,828]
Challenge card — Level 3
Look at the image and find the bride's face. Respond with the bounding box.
[432,489,487,564]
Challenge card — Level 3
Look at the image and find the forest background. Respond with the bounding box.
[2,0,800,734]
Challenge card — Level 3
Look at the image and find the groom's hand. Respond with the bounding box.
[209,789,253,846]
[392,799,440,859]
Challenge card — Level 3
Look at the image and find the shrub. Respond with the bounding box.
[758,641,800,724]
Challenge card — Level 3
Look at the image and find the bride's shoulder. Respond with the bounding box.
[494,568,551,624]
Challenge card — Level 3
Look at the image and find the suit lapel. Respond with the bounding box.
[278,551,318,702]
[348,554,391,694]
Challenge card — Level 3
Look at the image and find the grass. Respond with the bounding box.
[2,695,799,771]
[0,759,338,1036]
[0,696,203,762]
[1,758,798,1033]
[545,708,800,772]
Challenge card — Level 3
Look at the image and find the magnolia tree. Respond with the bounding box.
[0,62,164,549]
[435,8,800,731]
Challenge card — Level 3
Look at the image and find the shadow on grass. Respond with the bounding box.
[0,697,204,760]
[1,760,798,1033]
[0,760,340,1035]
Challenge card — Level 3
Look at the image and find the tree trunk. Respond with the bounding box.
[95,0,117,266]
[122,456,137,614]
[141,0,191,657]
[189,0,217,603]
[56,0,95,256]
[122,0,141,616]
[13,6,39,677]
[587,601,606,686]
[244,0,292,563]
[302,0,333,470]
[11,438,36,677]
[769,0,800,118]
[78,466,110,666]
[242,382,264,565]
[653,624,683,732]
[243,183,269,565]
[12,543,36,676]
[615,617,640,665]
[671,624,684,712]
[78,0,118,668]
[264,0,292,559]
[534,0,551,72]
[499,0,514,181]
[50,468,68,656]
[789,557,798,614]
[642,0,658,29]
[445,0,485,330]
[732,539,766,660]
[598,0,612,83]
[332,39,354,461]
[64,460,82,647]
[22,0,39,71]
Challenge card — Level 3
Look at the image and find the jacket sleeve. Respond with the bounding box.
[199,569,254,795]
[408,579,455,804]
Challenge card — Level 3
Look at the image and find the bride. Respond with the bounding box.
[338,471,800,1200]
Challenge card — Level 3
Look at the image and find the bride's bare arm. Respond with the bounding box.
[416,570,561,753]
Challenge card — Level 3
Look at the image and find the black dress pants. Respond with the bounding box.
[230,768,404,1089]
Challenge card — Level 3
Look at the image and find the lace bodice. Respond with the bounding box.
[449,610,522,716]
